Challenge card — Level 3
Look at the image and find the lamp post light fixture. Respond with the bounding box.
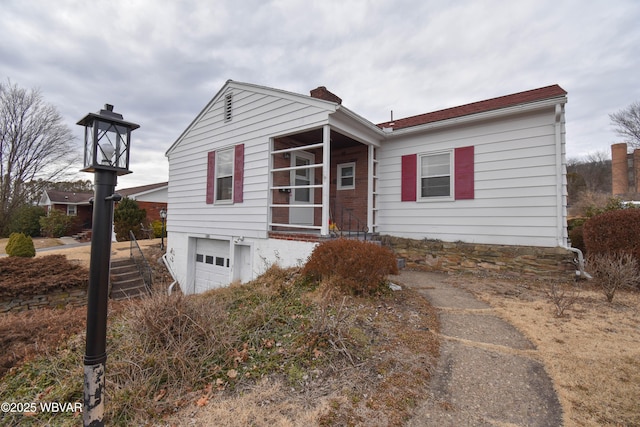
[159,208,167,250]
[77,104,139,427]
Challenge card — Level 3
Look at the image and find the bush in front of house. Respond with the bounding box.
[583,208,640,261]
[39,208,76,237]
[113,197,147,241]
[151,220,165,238]
[8,205,46,237]
[5,232,35,257]
[302,238,399,296]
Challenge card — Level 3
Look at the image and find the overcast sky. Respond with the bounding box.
[1,0,639,189]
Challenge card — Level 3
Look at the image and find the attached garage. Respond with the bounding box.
[194,238,230,293]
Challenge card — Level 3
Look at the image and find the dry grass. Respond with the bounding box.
[0,237,63,255]
[447,274,640,427]
[0,261,439,426]
[33,237,162,268]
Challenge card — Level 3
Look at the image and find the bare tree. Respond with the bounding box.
[610,101,640,148]
[566,151,611,205]
[0,80,77,235]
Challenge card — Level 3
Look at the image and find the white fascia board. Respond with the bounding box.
[329,106,386,146]
[382,96,568,139]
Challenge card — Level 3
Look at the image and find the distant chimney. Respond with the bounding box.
[612,143,629,196]
[310,86,342,104]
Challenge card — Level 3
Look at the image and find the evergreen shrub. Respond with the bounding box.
[5,232,36,257]
[39,208,76,238]
[8,205,46,237]
[302,238,399,296]
[113,197,146,241]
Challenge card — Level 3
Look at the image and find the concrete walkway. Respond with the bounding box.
[397,270,563,427]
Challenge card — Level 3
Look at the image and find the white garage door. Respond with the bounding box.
[194,239,230,293]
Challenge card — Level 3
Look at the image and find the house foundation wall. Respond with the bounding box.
[383,236,576,279]
[255,236,317,273]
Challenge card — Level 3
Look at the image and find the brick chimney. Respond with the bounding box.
[310,86,342,104]
[612,143,629,196]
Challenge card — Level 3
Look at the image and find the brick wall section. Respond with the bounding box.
[330,144,368,231]
[0,286,87,313]
[138,201,168,222]
[383,236,576,279]
[268,232,322,242]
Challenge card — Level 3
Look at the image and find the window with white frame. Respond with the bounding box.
[216,148,234,202]
[420,151,452,198]
[337,162,356,190]
[67,205,77,216]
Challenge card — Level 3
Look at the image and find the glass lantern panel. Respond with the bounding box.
[95,121,129,169]
[84,123,95,169]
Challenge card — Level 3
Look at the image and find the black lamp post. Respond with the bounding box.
[159,208,167,251]
[77,104,139,427]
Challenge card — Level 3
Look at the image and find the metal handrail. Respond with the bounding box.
[128,230,153,295]
[330,199,370,240]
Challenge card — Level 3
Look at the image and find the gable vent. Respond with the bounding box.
[224,93,233,122]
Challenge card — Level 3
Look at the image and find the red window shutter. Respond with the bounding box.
[401,154,417,201]
[454,146,474,200]
[233,144,244,203]
[206,151,215,204]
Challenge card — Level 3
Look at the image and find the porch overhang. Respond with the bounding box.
[267,122,379,239]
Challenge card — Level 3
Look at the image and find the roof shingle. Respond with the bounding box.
[377,84,567,130]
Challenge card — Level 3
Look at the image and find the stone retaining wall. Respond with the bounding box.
[0,287,87,313]
[383,236,576,279]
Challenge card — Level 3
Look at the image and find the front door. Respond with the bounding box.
[290,151,314,226]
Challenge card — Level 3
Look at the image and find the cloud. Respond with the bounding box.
[1,0,640,185]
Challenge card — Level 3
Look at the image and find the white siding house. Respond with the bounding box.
[165,80,568,294]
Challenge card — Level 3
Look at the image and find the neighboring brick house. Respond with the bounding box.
[165,80,570,293]
[117,182,168,222]
[39,183,168,238]
[39,190,93,234]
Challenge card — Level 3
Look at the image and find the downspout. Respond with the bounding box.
[554,103,565,248]
[566,246,592,280]
[162,253,179,295]
[554,102,592,279]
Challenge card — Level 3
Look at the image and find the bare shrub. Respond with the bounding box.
[307,292,356,365]
[302,239,399,296]
[568,191,616,217]
[546,281,580,317]
[586,253,640,302]
[108,292,236,423]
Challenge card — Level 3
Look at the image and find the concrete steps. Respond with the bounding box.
[110,258,148,300]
